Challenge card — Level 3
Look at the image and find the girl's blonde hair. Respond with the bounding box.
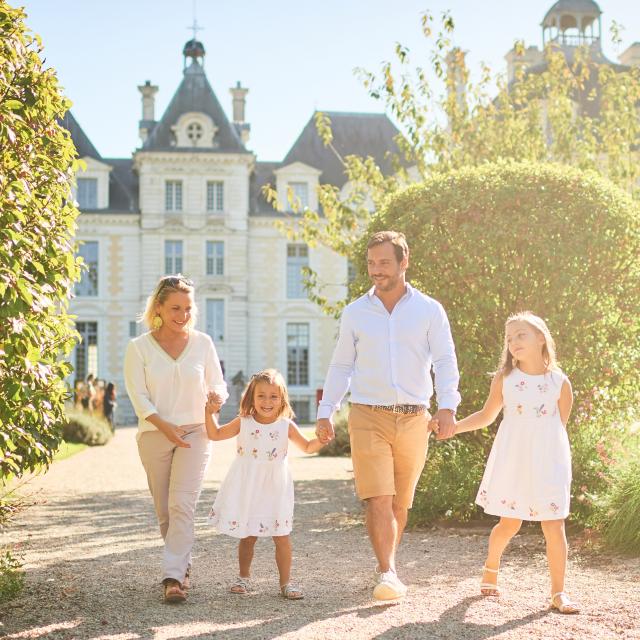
[139,275,197,330]
[239,369,294,420]
[496,311,560,376]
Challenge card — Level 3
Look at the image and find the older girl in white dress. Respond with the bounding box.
[204,369,324,599]
[441,312,579,614]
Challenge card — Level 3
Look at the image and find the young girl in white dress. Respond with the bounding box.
[436,312,580,614]
[204,368,324,599]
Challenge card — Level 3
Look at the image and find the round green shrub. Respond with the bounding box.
[62,410,113,446]
[355,162,640,524]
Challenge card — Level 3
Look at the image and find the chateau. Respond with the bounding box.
[66,0,639,423]
[66,38,400,423]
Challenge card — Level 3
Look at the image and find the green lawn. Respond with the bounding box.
[53,441,88,462]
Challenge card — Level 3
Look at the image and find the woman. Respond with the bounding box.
[124,275,227,603]
[103,381,117,430]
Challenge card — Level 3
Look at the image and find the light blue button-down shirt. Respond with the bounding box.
[317,284,461,420]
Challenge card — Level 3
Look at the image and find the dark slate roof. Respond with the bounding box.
[281,111,402,187]
[60,111,101,160]
[251,112,404,217]
[142,60,249,154]
[103,158,138,212]
[60,110,138,213]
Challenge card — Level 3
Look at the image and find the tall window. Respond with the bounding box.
[76,241,98,296]
[291,398,311,423]
[206,299,225,342]
[347,259,357,285]
[75,321,98,382]
[206,181,224,212]
[206,241,224,276]
[165,240,183,274]
[286,244,309,299]
[77,178,98,209]
[288,181,309,210]
[165,180,183,212]
[287,322,309,386]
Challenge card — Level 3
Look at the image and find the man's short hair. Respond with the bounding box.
[367,231,409,263]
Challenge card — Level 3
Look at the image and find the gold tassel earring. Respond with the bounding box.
[152,315,163,330]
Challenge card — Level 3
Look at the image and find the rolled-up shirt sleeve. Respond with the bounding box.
[317,309,356,420]
[204,336,229,402]
[428,303,461,412]
[123,341,157,420]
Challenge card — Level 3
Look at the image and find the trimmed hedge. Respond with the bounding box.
[353,162,640,524]
[62,410,113,447]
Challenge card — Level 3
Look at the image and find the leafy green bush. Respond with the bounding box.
[411,435,488,524]
[318,407,351,457]
[0,546,24,604]
[62,410,113,446]
[356,162,640,526]
[602,440,640,553]
[0,2,81,478]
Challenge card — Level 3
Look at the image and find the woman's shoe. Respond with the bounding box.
[163,578,187,603]
[480,565,500,596]
[550,591,580,614]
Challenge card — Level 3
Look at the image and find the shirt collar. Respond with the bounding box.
[367,282,414,300]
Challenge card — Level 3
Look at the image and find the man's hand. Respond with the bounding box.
[315,417,335,444]
[434,409,456,440]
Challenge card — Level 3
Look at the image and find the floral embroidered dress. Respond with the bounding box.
[476,368,571,521]
[208,416,293,538]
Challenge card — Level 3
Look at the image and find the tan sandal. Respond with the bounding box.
[480,565,500,596]
[182,565,191,590]
[280,583,304,600]
[230,576,250,595]
[163,578,186,603]
[551,591,580,614]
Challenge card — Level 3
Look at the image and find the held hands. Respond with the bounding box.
[205,391,223,414]
[315,417,335,445]
[430,409,457,440]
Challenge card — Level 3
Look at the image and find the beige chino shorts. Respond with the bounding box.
[348,403,431,509]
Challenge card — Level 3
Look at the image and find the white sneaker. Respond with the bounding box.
[373,570,407,601]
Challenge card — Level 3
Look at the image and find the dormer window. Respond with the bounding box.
[288,181,309,210]
[77,177,98,209]
[187,122,203,144]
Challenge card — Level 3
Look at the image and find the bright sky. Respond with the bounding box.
[20,0,640,161]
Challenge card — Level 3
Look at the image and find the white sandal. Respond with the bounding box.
[551,591,580,614]
[280,583,304,599]
[480,565,500,596]
[230,576,250,595]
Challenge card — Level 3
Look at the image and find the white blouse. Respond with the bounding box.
[124,330,228,436]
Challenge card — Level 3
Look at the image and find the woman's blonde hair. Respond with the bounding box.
[496,311,560,376]
[239,369,294,420]
[139,275,197,330]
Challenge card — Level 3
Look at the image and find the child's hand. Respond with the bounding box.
[428,417,440,434]
[205,392,222,414]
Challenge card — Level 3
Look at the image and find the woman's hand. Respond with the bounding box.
[159,421,191,448]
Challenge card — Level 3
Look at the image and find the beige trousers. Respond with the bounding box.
[137,424,212,583]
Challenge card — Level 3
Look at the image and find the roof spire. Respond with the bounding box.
[183,1,205,68]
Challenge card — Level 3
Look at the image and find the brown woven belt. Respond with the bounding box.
[371,404,427,415]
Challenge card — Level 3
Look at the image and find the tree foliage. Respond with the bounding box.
[0,2,81,480]
[267,11,640,305]
[361,162,639,523]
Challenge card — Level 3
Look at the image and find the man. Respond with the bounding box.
[316,230,460,601]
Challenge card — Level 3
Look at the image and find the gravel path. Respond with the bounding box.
[1,426,638,640]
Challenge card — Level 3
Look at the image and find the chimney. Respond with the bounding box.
[230,81,251,144]
[619,42,640,67]
[137,80,159,143]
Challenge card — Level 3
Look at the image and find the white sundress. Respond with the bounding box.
[208,416,294,538]
[476,368,572,521]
